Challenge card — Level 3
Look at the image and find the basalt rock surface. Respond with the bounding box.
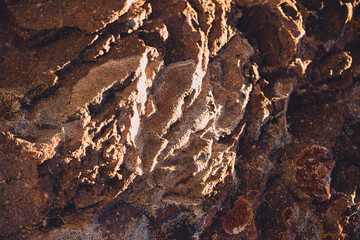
[1,0,360,239]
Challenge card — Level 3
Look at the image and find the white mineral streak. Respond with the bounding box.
[228,225,247,235]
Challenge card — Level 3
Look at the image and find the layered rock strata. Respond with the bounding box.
[1,0,360,239]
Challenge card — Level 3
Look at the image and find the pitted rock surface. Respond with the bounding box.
[1,0,360,239]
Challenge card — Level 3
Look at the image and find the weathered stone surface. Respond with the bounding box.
[5,0,146,33]
[1,0,360,239]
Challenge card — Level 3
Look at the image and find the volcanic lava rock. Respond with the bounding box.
[1,0,360,239]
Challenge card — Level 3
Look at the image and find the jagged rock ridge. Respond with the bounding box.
[0,0,359,239]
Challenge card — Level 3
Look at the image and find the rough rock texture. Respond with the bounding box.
[1,0,360,239]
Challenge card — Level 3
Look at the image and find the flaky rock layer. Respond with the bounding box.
[1,0,360,239]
